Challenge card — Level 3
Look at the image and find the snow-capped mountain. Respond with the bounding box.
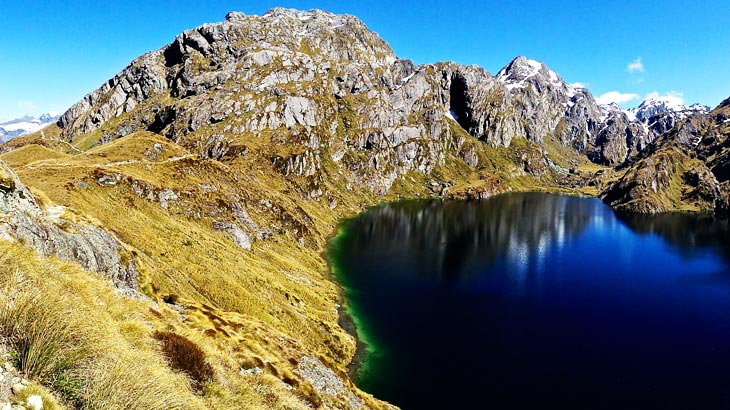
[0,112,60,142]
[629,98,709,121]
[623,98,709,136]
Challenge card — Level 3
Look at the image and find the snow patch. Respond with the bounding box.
[525,58,542,73]
[565,84,577,99]
[393,72,418,90]
[504,82,526,91]
[623,109,637,121]
[402,72,416,83]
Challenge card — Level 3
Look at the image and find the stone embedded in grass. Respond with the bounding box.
[96,174,119,186]
[241,366,263,375]
[211,220,252,250]
[25,395,43,410]
[10,383,25,394]
[296,356,364,409]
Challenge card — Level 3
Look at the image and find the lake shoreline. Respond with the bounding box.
[325,223,378,389]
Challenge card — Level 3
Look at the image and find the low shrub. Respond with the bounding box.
[154,330,214,391]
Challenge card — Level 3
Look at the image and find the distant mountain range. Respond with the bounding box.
[0,112,60,142]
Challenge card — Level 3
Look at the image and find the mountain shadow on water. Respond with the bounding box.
[342,193,595,284]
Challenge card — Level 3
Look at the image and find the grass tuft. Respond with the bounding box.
[154,330,214,391]
[0,268,89,383]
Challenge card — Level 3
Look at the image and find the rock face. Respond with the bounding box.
[495,56,601,151]
[50,8,730,217]
[629,99,709,136]
[587,99,710,167]
[55,8,672,195]
[586,103,651,166]
[0,160,138,293]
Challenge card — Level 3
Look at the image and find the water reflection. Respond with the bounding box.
[616,212,730,262]
[345,193,598,283]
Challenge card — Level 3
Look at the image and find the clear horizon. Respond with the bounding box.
[1,0,728,121]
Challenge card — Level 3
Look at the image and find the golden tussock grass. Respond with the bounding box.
[0,245,206,409]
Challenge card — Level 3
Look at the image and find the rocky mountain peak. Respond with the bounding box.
[38,112,59,122]
[496,56,578,95]
[262,7,337,21]
[52,8,710,189]
[57,9,399,140]
[497,56,554,88]
[631,97,709,122]
[625,97,710,137]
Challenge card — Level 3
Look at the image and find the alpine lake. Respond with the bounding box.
[329,193,730,409]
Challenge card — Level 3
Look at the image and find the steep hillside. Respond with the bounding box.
[1,129,400,408]
[0,7,725,410]
[603,99,730,214]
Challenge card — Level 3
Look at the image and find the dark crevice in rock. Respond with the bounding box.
[163,41,185,68]
[148,107,177,134]
[712,162,730,183]
[449,74,476,133]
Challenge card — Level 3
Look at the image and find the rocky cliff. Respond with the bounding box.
[55,8,674,193]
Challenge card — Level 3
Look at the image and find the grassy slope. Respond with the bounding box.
[1,131,411,409]
[0,118,598,408]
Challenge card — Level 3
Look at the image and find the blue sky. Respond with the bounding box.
[1,0,729,121]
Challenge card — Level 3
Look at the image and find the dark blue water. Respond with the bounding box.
[330,193,730,409]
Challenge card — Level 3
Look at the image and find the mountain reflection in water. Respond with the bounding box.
[345,193,601,285]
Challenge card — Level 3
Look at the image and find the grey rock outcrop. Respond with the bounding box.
[0,161,138,293]
[630,99,709,136]
[296,356,379,410]
[587,103,652,165]
[54,8,701,195]
[496,56,601,150]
